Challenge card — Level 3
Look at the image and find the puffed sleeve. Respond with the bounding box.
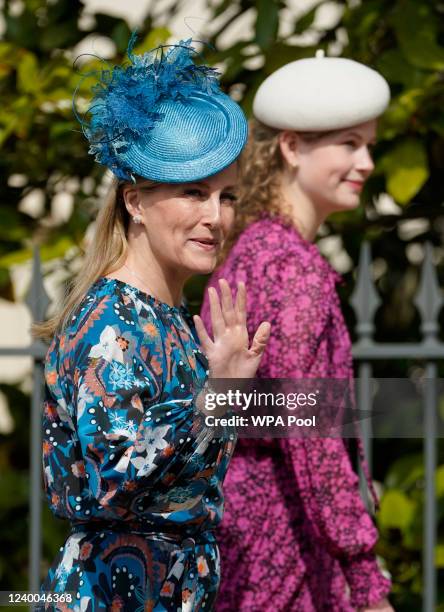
[43,334,84,520]
[50,297,203,522]
[255,253,391,608]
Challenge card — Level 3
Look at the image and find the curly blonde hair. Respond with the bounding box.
[220,119,294,260]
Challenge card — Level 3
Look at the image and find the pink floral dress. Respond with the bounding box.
[200,215,392,611]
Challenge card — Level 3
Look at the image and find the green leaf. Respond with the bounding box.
[376,49,425,88]
[0,237,75,268]
[255,0,279,51]
[263,43,316,76]
[40,237,76,261]
[17,52,40,94]
[0,208,29,241]
[0,41,16,61]
[380,138,429,204]
[40,87,72,104]
[436,545,444,568]
[342,0,381,41]
[391,0,444,70]
[49,121,78,138]
[0,113,19,148]
[0,42,16,78]
[0,247,33,268]
[430,116,444,138]
[0,267,12,292]
[377,89,424,140]
[40,63,72,89]
[112,21,132,54]
[436,465,444,498]
[5,10,39,49]
[384,452,424,490]
[40,20,82,51]
[213,0,236,19]
[0,472,29,511]
[379,489,416,531]
[132,28,171,56]
[293,5,319,35]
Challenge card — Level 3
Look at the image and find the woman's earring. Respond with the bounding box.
[133,215,143,225]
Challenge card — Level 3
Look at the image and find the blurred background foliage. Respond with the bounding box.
[0,0,444,609]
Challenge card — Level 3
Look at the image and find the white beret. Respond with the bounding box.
[253,53,390,131]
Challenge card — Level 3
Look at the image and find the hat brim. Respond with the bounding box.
[118,92,248,183]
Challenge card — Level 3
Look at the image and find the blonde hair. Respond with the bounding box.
[32,178,131,340]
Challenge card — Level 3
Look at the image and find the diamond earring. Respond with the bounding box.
[133,215,142,224]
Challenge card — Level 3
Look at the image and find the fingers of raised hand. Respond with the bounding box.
[249,321,271,356]
[358,601,395,612]
[193,314,212,353]
[234,280,247,325]
[218,278,237,326]
[208,286,225,337]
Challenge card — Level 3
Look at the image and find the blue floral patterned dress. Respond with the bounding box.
[40,277,236,612]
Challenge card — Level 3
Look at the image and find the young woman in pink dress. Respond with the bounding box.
[199,55,394,611]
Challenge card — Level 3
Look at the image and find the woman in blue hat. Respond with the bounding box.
[34,39,270,611]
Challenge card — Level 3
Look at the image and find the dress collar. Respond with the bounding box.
[253,214,344,285]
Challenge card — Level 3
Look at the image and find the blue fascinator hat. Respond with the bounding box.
[74,34,248,183]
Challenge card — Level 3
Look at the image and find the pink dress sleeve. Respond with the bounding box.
[256,251,391,608]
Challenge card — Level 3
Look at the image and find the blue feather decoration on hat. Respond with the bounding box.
[76,37,221,181]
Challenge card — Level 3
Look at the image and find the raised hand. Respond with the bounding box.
[359,598,394,612]
[193,278,270,379]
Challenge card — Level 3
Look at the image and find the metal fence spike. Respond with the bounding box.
[25,246,50,323]
[350,242,381,339]
[413,242,443,340]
